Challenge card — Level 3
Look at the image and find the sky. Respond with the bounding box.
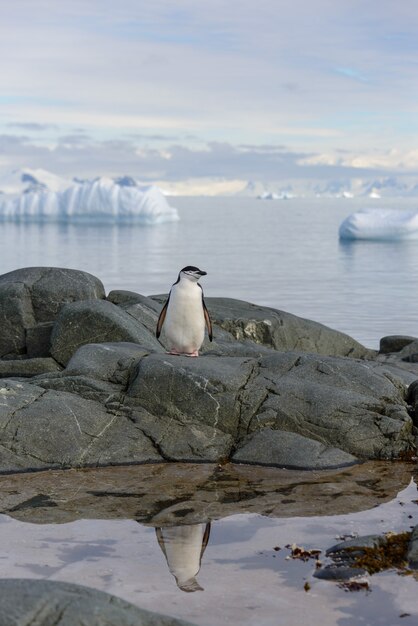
[1,0,418,186]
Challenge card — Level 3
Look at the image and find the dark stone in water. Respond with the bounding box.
[407,524,418,569]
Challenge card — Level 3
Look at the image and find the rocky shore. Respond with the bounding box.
[0,266,417,473]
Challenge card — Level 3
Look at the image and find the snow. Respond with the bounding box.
[0,168,72,194]
[0,172,179,224]
[339,208,418,241]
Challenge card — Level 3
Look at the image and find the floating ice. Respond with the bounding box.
[339,208,418,241]
[0,175,179,224]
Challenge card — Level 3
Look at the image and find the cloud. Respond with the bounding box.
[7,122,58,131]
[1,0,418,156]
[1,0,418,183]
[125,132,181,141]
[57,134,92,145]
[0,133,406,183]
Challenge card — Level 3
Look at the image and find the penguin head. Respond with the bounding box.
[178,266,207,282]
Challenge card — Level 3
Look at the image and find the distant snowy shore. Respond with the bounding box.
[0,170,179,224]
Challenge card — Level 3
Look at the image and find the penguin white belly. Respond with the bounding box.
[164,285,205,353]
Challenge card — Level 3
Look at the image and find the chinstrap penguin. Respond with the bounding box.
[156,266,213,356]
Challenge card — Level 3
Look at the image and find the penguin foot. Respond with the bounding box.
[166,350,199,357]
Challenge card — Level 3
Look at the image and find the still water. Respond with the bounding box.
[0,197,417,348]
[0,462,417,626]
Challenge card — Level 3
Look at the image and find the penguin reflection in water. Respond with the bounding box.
[156,266,213,356]
[156,523,211,592]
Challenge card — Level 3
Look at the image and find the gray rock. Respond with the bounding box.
[0,380,161,472]
[379,335,417,354]
[399,340,418,362]
[0,357,61,378]
[407,525,418,569]
[0,282,33,357]
[50,299,163,365]
[64,342,149,385]
[204,336,277,358]
[125,354,254,461]
[232,429,357,469]
[314,566,368,580]
[406,380,418,427]
[108,290,163,335]
[26,321,54,357]
[186,296,374,358]
[0,267,105,358]
[129,409,234,462]
[327,534,385,556]
[0,344,415,471]
[128,353,255,437]
[376,352,418,384]
[124,351,415,464]
[248,352,415,460]
[33,374,122,405]
[0,578,195,626]
[108,289,162,313]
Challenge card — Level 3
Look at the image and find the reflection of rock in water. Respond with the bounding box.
[0,461,414,526]
[155,523,210,592]
[0,578,194,625]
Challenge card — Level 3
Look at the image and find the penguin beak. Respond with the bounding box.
[198,270,207,276]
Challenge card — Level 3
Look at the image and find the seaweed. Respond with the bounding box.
[338,532,411,575]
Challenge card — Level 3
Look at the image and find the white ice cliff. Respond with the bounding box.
[0,172,179,224]
[339,208,418,241]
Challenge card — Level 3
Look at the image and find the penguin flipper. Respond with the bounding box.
[155,527,168,559]
[200,522,211,562]
[156,296,170,338]
[202,297,213,341]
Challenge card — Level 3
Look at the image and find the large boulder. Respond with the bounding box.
[0,267,105,358]
[50,299,163,365]
[122,351,415,465]
[207,297,374,358]
[0,346,415,471]
[244,352,414,460]
[0,379,161,472]
[0,579,195,626]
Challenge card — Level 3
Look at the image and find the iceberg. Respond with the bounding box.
[0,175,179,224]
[339,208,418,241]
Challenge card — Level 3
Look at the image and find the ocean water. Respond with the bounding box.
[1,196,418,349]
